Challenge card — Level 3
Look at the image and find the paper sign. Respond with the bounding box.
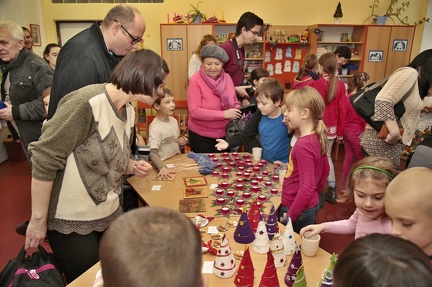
[151,185,161,191]
[202,261,214,274]
[207,226,218,234]
[210,184,218,189]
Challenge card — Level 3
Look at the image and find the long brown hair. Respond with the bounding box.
[295,53,318,81]
[319,53,338,103]
[347,71,370,94]
[194,34,218,61]
[284,86,328,155]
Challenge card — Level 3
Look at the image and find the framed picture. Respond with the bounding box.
[368,50,384,62]
[392,39,408,51]
[166,38,183,51]
[29,24,41,46]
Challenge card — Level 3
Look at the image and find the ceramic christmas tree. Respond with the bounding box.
[252,220,270,254]
[284,244,303,287]
[270,233,286,268]
[282,216,296,255]
[213,234,237,278]
[318,253,338,287]
[248,200,261,233]
[234,207,255,244]
[266,205,279,240]
[293,265,307,287]
[234,246,255,287]
[258,250,280,287]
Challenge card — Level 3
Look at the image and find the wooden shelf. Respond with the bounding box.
[245,57,263,61]
[317,41,363,44]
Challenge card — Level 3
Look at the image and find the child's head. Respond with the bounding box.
[99,207,203,287]
[385,167,432,255]
[295,53,318,81]
[333,233,432,287]
[249,68,269,88]
[347,71,370,94]
[283,86,328,154]
[318,52,338,75]
[346,157,399,220]
[195,34,218,60]
[255,78,284,117]
[153,88,175,116]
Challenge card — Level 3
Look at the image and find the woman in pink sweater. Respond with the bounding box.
[187,45,241,153]
[300,157,399,240]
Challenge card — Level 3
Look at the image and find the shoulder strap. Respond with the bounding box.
[399,79,416,103]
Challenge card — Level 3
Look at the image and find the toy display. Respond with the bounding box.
[233,246,255,287]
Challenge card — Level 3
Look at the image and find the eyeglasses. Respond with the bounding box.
[247,29,260,36]
[113,19,142,45]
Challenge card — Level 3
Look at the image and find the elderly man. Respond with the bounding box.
[47,4,146,119]
[0,20,53,160]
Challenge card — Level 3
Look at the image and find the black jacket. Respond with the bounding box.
[48,22,122,119]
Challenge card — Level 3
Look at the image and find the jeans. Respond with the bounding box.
[277,203,320,234]
[326,138,335,183]
[48,229,103,283]
[342,130,364,188]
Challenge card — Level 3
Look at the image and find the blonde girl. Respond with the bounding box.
[300,156,399,239]
[340,71,370,201]
[307,52,347,204]
[278,86,329,233]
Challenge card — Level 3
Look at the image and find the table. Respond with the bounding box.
[69,154,332,286]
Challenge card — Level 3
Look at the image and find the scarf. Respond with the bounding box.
[199,66,233,110]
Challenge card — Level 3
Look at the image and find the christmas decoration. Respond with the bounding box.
[270,233,286,268]
[284,244,303,287]
[282,216,296,255]
[258,250,280,287]
[266,205,279,240]
[248,200,261,233]
[213,234,237,278]
[234,246,255,287]
[293,265,307,287]
[333,2,343,19]
[252,221,270,254]
[318,253,338,287]
[234,207,255,244]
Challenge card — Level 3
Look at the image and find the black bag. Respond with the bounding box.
[0,245,65,287]
[350,75,415,131]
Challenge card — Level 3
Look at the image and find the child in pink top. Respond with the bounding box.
[340,72,370,201]
[278,87,329,234]
[300,157,399,239]
[292,53,319,90]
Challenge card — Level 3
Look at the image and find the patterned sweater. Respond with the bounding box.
[29,84,134,235]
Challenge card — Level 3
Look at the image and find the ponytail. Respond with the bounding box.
[314,119,328,155]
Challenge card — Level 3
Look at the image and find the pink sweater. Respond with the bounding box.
[307,78,347,138]
[324,208,392,239]
[346,93,366,132]
[187,71,240,138]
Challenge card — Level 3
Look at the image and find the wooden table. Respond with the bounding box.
[69,154,332,286]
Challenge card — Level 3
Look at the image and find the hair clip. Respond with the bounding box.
[350,166,394,179]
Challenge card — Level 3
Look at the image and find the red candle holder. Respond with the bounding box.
[260,159,267,164]
[216,162,222,168]
[236,160,245,166]
[256,176,264,182]
[253,166,260,172]
[232,152,238,157]
[220,181,229,188]
[236,171,243,177]
[237,166,245,171]
[221,206,230,214]
[243,154,250,159]
[246,163,253,168]
[251,186,261,193]
[222,167,231,173]
[208,153,215,158]
[257,163,264,168]
[262,170,269,176]
[217,198,226,205]
[226,190,235,197]
[236,184,244,190]
[224,157,231,163]
[234,157,241,161]
[212,157,219,162]
[212,171,219,176]
[215,189,224,196]
[272,175,279,181]
[222,152,229,157]
[242,192,251,198]
[236,178,244,184]
[264,181,272,187]
[228,162,236,167]
[270,188,279,194]
[250,180,258,186]
[221,173,229,179]
[243,172,251,178]
[258,194,266,201]
[246,169,253,173]
[245,158,252,163]
[236,199,245,206]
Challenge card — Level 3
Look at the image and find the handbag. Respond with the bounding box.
[0,245,65,287]
[350,74,416,132]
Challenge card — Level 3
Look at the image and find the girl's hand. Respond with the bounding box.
[133,160,153,178]
[178,135,188,147]
[224,109,242,120]
[215,139,229,151]
[157,167,176,180]
[299,223,326,238]
[25,219,47,250]
[273,160,284,168]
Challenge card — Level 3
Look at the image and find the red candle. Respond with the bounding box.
[208,153,215,157]
[243,172,251,178]
[243,154,250,159]
[264,181,272,187]
[237,160,245,166]
[221,173,229,178]
[215,189,224,195]
[212,157,219,162]
[226,190,235,197]
[223,152,229,157]
[229,162,236,167]
[224,157,231,162]
[234,157,241,161]
[236,171,243,177]
[262,170,269,176]
[212,171,219,176]
[270,188,279,194]
[232,152,238,156]
[251,186,261,193]
[216,162,222,168]
[221,206,230,214]
[238,166,245,171]
[220,181,229,188]
[242,192,251,198]
[236,178,244,184]
[245,158,252,163]
[217,198,226,205]
[257,163,264,168]
[236,184,244,190]
[222,167,231,172]
[250,180,258,186]
[260,159,267,164]
[272,175,279,181]
[253,166,260,172]
[256,176,264,182]
[236,199,244,206]
[258,194,266,201]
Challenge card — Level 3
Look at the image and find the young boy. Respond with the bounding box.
[215,78,290,163]
[148,88,188,179]
[244,67,269,106]
[385,167,432,256]
[99,207,205,287]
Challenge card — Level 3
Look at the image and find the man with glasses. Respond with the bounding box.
[220,11,263,104]
[47,4,145,119]
[334,46,351,69]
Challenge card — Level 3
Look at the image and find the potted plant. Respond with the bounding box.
[333,2,343,24]
[365,0,429,25]
[188,1,207,24]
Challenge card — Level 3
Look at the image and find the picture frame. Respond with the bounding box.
[392,39,408,51]
[368,50,384,62]
[29,24,41,46]
[166,38,183,51]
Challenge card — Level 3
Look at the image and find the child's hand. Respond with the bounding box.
[215,139,229,151]
[178,135,188,147]
[157,167,176,180]
[273,160,284,168]
[300,223,326,238]
[133,161,153,178]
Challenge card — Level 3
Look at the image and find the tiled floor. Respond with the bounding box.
[0,145,354,270]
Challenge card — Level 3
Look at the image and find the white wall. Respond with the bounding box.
[420,0,432,52]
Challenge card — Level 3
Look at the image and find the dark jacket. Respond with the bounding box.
[48,22,122,119]
[0,49,53,157]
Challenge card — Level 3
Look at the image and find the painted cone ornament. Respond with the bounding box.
[266,205,279,240]
[235,207,255,244]
[213,234,236,278]
[282,215,296,255]
[252,220,270,254]
[270,233,286,268]
[284,244,303,287]
[293,265,307,287]
[258,250,280,287]
[234,246,255,287]
[318,253,338,287]
[248,200,261,233]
